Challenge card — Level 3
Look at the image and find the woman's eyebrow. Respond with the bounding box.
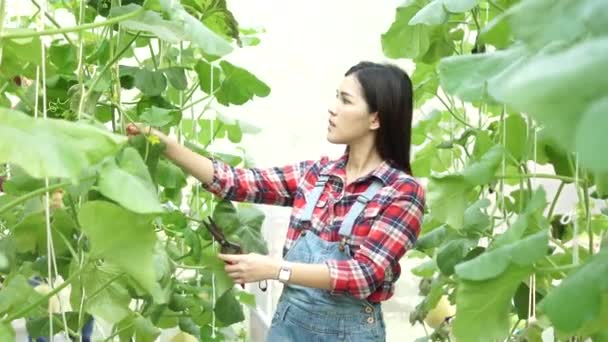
[336,90,354,98]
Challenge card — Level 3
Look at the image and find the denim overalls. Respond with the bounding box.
[267,175,386,342]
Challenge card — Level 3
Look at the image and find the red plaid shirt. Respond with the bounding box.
[203,152,425,302]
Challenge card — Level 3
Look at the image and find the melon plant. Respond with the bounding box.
[0,0,269,340]
[381,0,608,340]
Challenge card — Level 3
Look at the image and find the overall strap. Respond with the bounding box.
[338,180,383,237]
[301,175,330,221]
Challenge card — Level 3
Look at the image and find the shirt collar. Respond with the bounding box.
[319,148,396,185]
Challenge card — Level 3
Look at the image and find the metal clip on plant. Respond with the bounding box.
[202,217,268,292]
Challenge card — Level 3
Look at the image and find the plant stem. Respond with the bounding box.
[547,181,565,219]
[497,173,579,184]
[0,0,6,63]
[148,40,158,70]
[436,94,477,129]
[85,32,139,101]
[583,182,593,254]
[0,177,93,215]
[1,6,146,39]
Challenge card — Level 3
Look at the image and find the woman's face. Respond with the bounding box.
[327,75,379,145]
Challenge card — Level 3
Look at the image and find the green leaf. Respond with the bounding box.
[0,322,15,342]
[489,38,608,169]
[78,201,164,302]
[195,60,222,95]
[98,147,164,214]
[455,230,548,281]
[502,114,528,162]
[439,45,527,102]
[427,146,503,228]
[152,1,234,57]
[117,313,161,342]
[575,98,608,172]
[214,61,271,106]
[0,274,44,317]
[462,199,491,236]
[381,3,432,59]
[0,108,125,180]
[237,290,257,308]
[154,159,187,189]
[214,289,245,326]
[112,5,183,42]
[409,0,448,26]
[514,282,544,320]
[212,202,268,254]
[496,0,608,49]
[453,266,531,342]
[70,263,131,324]
[412,63,439,108]
[437,238,470,276]
[411,259,438,277]
[135,69,167,96]
[140,106,173,127]
[538,248,608,336]
[427,175,468,229]
[13,210,77,256]
[443,0,480,13]
[162,67,188,90]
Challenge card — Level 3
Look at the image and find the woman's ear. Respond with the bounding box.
[369,112,380,130]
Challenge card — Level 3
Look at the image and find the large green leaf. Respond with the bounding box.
[439,44,527,102]
[0,322,15,342]
[70,263,131,324]
[78,201,164,302]
[98,147,164,214]
[453,265,531,342]
[494,0,608,49]
[455,230,548,281]
[575,98,608,172]
[111,3,233,57]
[436,238,470,276]
[409,0,448,26]
[538,248,608,336]
[117,313,161,342]
[0,108,125,180]
[214,288,245,326]
[13,210,77,256]
[489,38,608,172]
[381,1,432,59]
[135,70,168,97]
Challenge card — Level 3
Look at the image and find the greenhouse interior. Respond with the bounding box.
[0,0,606,341]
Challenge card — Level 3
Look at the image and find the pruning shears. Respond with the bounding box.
[201,217,268,292]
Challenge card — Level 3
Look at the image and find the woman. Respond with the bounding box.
[128,61,425,341]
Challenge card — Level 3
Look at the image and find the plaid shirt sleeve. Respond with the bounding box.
[325,181,425,299]
[201,158,316,206]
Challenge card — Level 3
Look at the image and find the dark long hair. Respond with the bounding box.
[345,61,414,174]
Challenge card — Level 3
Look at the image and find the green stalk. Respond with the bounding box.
[85,32,139,101]
[0,6,146,39]
[497,173,579,183]
[547,181,565,219]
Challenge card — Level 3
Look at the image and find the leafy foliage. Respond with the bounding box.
[0,1,269,340]
[382,0,608,340]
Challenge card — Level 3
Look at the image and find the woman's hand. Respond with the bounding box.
[126,122,152,136]
[218,253,281,284]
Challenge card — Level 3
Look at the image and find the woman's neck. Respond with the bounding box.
[345,138,382,183]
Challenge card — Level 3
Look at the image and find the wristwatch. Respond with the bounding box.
[277,261,293,284]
